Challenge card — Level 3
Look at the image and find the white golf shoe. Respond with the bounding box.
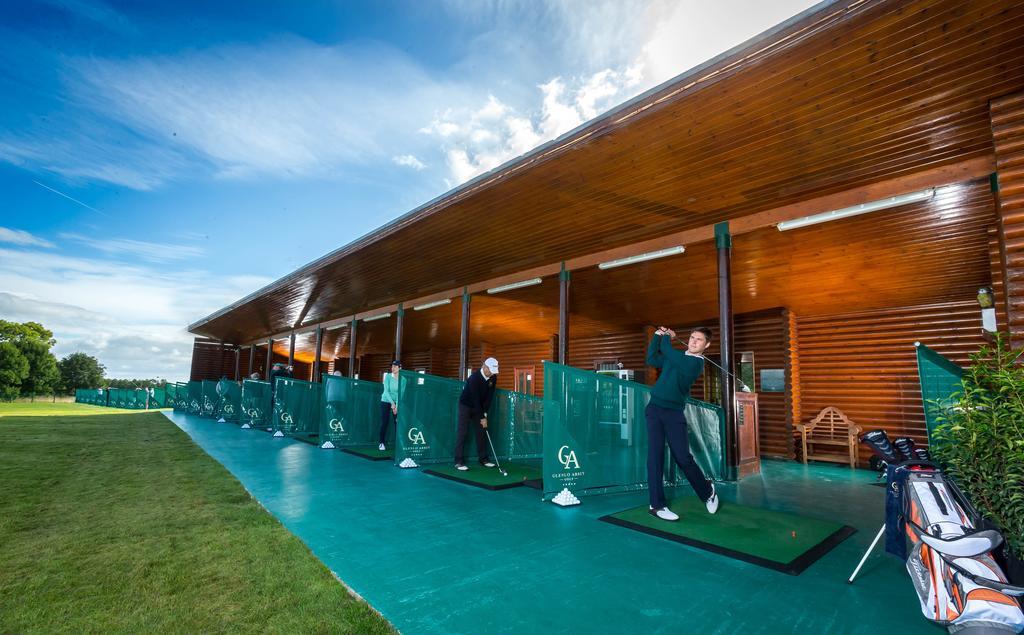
[378,443,386,451]
[649,506,679,522]
[455,464,469,471]
[705,483,720,514]
[482,461,496,468]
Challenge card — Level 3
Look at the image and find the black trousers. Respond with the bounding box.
[454,403,490,465]
[646,402,712,508]
[379,401,396,445]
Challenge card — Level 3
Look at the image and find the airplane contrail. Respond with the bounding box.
[32,180,109,217]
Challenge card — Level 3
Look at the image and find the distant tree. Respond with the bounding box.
[0,320,60,396]
[103,378,168,389]
[0,342,29,401]
[17,339,60,396]
[59,353,106,393]
[0,320,55,346]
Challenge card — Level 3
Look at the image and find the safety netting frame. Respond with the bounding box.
[541,361,726,501]
[273,377,321,442]
[241,380,272,430]
[393,370,542,467]
[915,342,964,442]
[320,374,386,448]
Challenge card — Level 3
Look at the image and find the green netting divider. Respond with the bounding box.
[165,384,177,408]
[320,374,385,448]
[541,361,726,501]
[200,380,219,417]
[915,342,964,442]
[173,383,189,411]
[214,379,242,422]
[393,371,539,467]
[151,387,166,408]
[186,381,203,414]
[241,380,272,430]
[273,377,321,442]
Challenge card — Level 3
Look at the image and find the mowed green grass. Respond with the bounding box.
[0,401,147,417]
[0,410,394,633]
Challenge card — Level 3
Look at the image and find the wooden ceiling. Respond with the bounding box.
[192,0,1024,344]
[274,178,995,363]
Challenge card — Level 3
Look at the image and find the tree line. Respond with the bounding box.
[0,320,173,401]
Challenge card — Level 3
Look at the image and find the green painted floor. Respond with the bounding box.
[165,412,942,635]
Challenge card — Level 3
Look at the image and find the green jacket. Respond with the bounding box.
[646,334,703,410]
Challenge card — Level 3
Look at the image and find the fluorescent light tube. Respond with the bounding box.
[777,188,934,232]
[413,298,452,311]
[363,313,392,322]
[486,278,543,294]
[598,246,685,270]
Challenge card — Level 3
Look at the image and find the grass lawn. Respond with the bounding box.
[0,409,394,633]
[0,401,148,417]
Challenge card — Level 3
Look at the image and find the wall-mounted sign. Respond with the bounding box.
[760,369,785,393]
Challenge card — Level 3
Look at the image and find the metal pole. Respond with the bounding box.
[248,345,255,378]
[459,289,471,380]
[395,304,404,361]
[288,332,295,367]
[234,348,240,381]
[348,318,358,378]
[716,222,738,481]
[312,326,323,382]
[559,265,570,365]
[265,339,273,380]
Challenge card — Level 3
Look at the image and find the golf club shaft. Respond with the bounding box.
[670,334,750,390]
[483,428,507,475]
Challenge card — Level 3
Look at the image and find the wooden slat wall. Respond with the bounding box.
[684,310,794,459]
[992,91,1024,345]
[493,340,552,396]
[794,300,987,460]
[567,332,649,381]
[784,310,800,458]
[189,340,239,381]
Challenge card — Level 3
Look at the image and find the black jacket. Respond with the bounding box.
[458,370,497,418]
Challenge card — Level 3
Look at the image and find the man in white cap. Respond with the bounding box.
[453,357,499,471]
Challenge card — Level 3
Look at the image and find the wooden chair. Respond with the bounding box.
[797,406,862,467]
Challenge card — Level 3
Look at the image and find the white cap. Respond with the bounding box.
[484,357,499,373]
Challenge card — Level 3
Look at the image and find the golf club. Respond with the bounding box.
[483,427,508,477]
[669,333,753,392]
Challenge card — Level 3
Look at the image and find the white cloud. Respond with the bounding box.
[0,247,272,380]
[60,233,204,263]
[392,154,426,171]
[0,227,54,248]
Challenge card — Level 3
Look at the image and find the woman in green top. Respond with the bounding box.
[379,360,401,450]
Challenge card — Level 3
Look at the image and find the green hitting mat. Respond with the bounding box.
[600,497,855,575]
[424,462,541,491]
[341,446,392,461]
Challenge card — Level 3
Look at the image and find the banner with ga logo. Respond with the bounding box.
[240,380,273,429]
[318,374,386,448]
[541,361,727,501]
[392,371,463,466]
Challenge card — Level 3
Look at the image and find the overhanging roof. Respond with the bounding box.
[189,0,1024,344]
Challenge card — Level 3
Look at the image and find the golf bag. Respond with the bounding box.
[862,430,1024,633]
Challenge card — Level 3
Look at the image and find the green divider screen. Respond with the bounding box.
[164,384,176,408]
[171,383,187,411]
[187,381,203,415]
[241,380,272,430]
[126,389,145,409]
[320,374,385,447]
[915,342,964,441]
[393,371,540,466]
[273,377,321,441]
[201,380,220,417]
[75,389,85,403]
[215,379,242,422]
[541,362,726,500]
[150,387,166,408]
[488,388,544,460]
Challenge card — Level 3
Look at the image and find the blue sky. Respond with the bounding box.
[0,0,817,379]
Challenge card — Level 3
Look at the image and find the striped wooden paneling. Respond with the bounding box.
[992,91,1024,345]
[795,300,988,461]
[567,332,650,382]
[493,340,553,396]
[683,310,794,459]
[189,339,239,382]
[988,226,1010,332]
[784,310,800,458]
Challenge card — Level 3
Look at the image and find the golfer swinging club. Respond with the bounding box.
[645,326,720,521]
